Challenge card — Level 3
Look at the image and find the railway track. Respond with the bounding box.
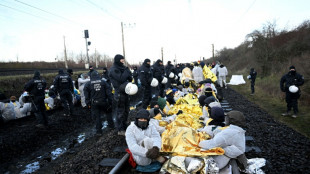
[103,99,263,174]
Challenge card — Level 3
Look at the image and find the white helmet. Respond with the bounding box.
[289,85,299,93]
[125,83,138,95]
[247,75,251,79]
[178,73,182,78]
[161,77,168,84]
[151,78,159,87]
[169,72,174,78]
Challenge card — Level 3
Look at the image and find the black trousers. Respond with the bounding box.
[33,97,48,126]
[142,86,152,109]
[286,92,299,114]
[59,90,74,115]
[251,80,255,94]
[91,104,114,132]
[115,91,129,131]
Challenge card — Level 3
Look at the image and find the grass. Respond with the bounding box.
[0,71,88,98]
[230,78,310,138]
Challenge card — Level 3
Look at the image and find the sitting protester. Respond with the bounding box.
[198,107,226,136]
[149,107,166,134]
[125,109,165,166]
[10,96,21,108]
[198,78,217,95]
[0,102,16,122]
[165,89,176,105]
[182,81,194,95]
[199,110,246,171]
[198,95,209,119]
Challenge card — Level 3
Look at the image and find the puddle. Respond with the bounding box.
[51,147,67,160]
[17,128,95,173]
[20,161,40,174]
[77,133,86,144]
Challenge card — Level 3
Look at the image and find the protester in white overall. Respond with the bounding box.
[217,64,228,88]
[199,110,247,172]
[78,73,90,108]
[192,62,204,84]
[125,109,165,166]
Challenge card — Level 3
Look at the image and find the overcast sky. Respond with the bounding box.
[0,0,309,64]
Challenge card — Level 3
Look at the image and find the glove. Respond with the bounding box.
[146,146,160,159]
[176,110,183,115]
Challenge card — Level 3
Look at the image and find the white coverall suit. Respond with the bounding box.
[125,122,162,166]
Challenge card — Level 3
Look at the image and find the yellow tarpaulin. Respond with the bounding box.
[202,65,217,82]
[161,124,224,157]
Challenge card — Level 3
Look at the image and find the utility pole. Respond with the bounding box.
[63,36,68,69]
[174,54,177,65]
[161,47,164,63]
[95,48,98,68]
[84,30,90,69]
[121,22,126,58]
[212,44,214,59]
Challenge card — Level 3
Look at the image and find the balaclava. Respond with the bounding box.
[135,109,150,130]
[114,54,125,66]
[144,58,151,68]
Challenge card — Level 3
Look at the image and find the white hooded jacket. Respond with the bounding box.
[198,125,245,169]
[125,122,162,166]
[192,66,204,83]
[217,66,228,77]
[199,125,245,158]
[149,119,166,134]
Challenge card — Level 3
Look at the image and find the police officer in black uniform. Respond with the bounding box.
[132,66,139,85]
[102,67,111,86]
[165,61,175,89]
[24,71,47,128]
[249,68,257,95]
[84,70,114,134]
[280,66,304,118]
[53,69,74,116]
[108,54,132,135]
[138,58,153,109]
[152,59,165,97]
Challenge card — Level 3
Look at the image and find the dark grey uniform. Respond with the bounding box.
[24,71,47,126]
[53,69,74,116]
[152,59,165,97]
[280,66,304,115]
[108,55,132,132]
[138,59,153,109]
[84,71,114,133]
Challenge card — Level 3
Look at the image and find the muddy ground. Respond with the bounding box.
[1,87,310,174]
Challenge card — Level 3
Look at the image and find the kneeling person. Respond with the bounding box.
[125,109,164,166]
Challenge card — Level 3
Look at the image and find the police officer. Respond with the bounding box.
[138,58,153,109]
[84,71,114,134]
[24,71,47,128]
[132,66,139,85]
[152,59,165,97]
[280,66,304,118]
[102,67,111,86]
[53,69,74,116]
[108,54,133,135]
[165,61,175,89]
[249,68,257,95]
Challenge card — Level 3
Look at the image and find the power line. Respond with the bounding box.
[236,0,256,23]
[85,0,122,21]
[0,3,63,24]
[14,0,82,26]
